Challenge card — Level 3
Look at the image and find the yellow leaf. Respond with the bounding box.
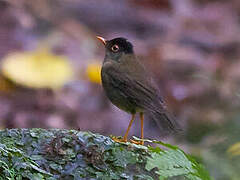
[227,142,240,157]
[1,48,73,89]
[86,62,101,84]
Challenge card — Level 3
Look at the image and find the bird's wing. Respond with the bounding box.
[104,65,180,132]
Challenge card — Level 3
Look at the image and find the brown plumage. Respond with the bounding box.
[97,37,180,145]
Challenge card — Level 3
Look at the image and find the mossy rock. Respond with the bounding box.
[0,129,211,180]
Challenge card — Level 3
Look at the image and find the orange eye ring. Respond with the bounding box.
[111,44,119,52]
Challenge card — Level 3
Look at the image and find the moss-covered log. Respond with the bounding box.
[0,129,211,180]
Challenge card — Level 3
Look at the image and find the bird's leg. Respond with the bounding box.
[130,112,144,145]
[112,114,135,143]
[123,114,136,141]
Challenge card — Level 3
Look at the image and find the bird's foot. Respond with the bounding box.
[130,139,144,145]
[111,136,127,143]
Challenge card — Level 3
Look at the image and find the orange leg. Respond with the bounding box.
[112,114,135,143]
[123,114,135,141]
[130,112,144,145]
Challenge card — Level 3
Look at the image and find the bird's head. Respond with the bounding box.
[97,36,134,62]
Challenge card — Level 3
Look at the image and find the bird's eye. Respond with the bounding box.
[111,44,119,52]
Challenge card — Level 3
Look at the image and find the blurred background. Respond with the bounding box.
[0,0,240,179]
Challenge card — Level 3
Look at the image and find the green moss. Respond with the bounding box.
[0,129,210,180]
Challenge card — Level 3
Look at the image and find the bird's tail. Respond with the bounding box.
[146,102,181,134]
[149,110,181,132]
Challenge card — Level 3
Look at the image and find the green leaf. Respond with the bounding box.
[146,150,193,178]
[146,146,211,180]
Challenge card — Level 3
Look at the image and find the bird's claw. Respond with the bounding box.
[130,139,144,145]
[111,137,127,143]
[111,136,144,145]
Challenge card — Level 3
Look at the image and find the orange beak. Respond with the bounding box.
[96,36,106,45]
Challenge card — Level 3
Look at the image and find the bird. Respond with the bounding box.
[97,36,179,145]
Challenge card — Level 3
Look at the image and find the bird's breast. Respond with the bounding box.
[101,66,140,114]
